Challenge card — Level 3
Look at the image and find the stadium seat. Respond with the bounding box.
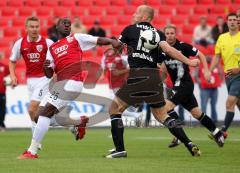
[159,6,174,16]
[117,16,131,25]
[234,0,240,5]
[170,15,187,26]
[111,0,128,6]
[36,7,52,17]
[82,16,99,27]
[71,7,86,17]
[188,15,201,25]
[12,17,26,27]
[177,34,192,44]
[110,26,124,37]
[0,47,11,59]
[18,7,35,17]
[105,6,123,16]
[229,6,239,13]
[152,16,168,27]
[198,0,214,5]
[60,0,77,7]
[180,0,196,6]
[8,0,24,7]
[25,0,42,7]
[1,7,17,17]
[215,0,232,5]
[95,0,111,7]
[42,0,60,7]
[0,17,10,27]
[210,6,228,15]
[130,0,145,6]
[207,15,220,25]
[192,6,209,15]
[146,0,161,7]
[0,0,7,7]
[100,16,116,28]
[3,27,20,38]
[181,24,195,35]
[53,8,71,17]
[88,6,104,16]
[0,38,13,48]
[123,6,136,15]
[175,5,192,16]
[77,0,94,6]
[164,0,180,5]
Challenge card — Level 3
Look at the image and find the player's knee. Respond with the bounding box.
[190,107,201,119]
[226,98,236,110]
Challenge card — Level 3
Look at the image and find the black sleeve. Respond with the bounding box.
[158,30,166,42]
[119,25,131,44]
[181,42,198,57]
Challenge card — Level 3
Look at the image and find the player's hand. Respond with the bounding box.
[188,59,200,67]
[226,68,240,77]
[111,39,122,50]
[204,70,211,82]
[43,60,51,69]
[10,75,17,88]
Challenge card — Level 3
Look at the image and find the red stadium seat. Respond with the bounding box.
[77,0,94,6]
[117,16,132,25]
[0,17,10,27]
[0,39,13,48]
[8,0,24,7]
[123,6,136,15]
[146,0,161,7]
[192,6,209,15]
[110,26,124,37]
[25,0,42,7]
[18,7,35,17]
[207,15,220,25]
[1,7,17,17]
[95,0,111,7]
[88,6,104,16]
[210,6,229,15]
[12,17,26,27]
[198,0,214,5]
[164,0,180,5]
[234,0,240,5]
[36,7,52,17]
[105,6,123,16]
[42,0,60,7]
[229,6,239,13]
[130,0,145,6]
[175,5,192,15]
[82,16,99,26]
[152,16,168,27]
[170,15,187,26]
[180,0,196,6]
[188,15,201,25]
[53,8,71,17]
[3,27,20,38]
[215,0,232,5]
[100,16,116,27]
[71,7,86,17]
[177,34,192,44]
[159,6,174,16]
[111,0,128,6]
[0,0,7,7]
[60,0,77,7]
[181,24,195,35]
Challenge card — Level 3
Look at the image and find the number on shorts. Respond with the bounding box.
[50,91,59,100]
[38,89,43,97]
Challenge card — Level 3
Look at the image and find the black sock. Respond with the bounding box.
[222,111,235,131]
[198,113,216,132]
[167,109,179,120]
[164,117,191,145]
[110,114,125,152]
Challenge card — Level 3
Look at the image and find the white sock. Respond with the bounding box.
[31,121,36,135]
[212,128,220,136]
[28,116,51,154]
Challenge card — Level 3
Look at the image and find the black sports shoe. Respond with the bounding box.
[186,142,201,156]
[168,137,181,148]
[208,130,225,147]
[105,151,127,158]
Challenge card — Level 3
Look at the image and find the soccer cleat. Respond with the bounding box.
[72,116,89,140]
[17,150,38,159]
[168,137,181,148]
[108,148,116,153]
[105,150,127,159]
[208,131,225,147]
[223,131,228,139]
[186,143,201,156]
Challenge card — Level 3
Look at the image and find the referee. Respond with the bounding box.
[210,13,240,138]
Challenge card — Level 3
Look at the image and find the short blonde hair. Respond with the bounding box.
[163,24,177,33]
[25,16,40,26]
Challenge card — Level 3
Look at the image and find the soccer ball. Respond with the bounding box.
[140,30,160,50]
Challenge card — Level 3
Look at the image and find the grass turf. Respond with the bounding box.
[0,127,240,173]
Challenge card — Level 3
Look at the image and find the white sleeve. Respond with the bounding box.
[101,55,106,69]
[46,49,55,70]
[46,38,54,47]
[74,33,98,51]
[9,38,22,62]
[121,55,129,68]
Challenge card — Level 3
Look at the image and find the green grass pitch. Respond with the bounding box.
[0,127,240,173]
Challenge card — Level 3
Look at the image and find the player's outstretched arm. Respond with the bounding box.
[159,41,199,67]
[9,61,17,88]
[197,51,211,81]
[43,60,54,78]
[209,54,220,72]
[97,37,122,49]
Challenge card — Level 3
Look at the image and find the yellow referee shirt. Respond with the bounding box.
[215,32,240,72]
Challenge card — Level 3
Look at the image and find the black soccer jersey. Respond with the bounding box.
[119,22,166,68]
[162,39,198,88]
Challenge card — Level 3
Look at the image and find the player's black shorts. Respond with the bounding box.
[170,81,198,111]
[116,68,165,108]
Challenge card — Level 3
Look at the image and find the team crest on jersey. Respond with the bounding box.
[67,36,74,43]
[36,45,43,52]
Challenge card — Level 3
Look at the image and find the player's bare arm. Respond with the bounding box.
[9,61,18,88]
[159,41,200,67]
[43,60,54,78]
[197,51,211,81]
[112,69,129,76]
[97,37,122,49]
[209,54,220,72]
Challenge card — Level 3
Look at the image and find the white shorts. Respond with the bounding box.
[27,76,50,102]
[40,80,83,110]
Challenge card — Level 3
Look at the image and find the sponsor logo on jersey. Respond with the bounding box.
[36,45,43,52]
[27,53,40,62]
[54,45,68,54]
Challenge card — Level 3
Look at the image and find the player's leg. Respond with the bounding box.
[151,104,201,156]
[105,96,128,158]
[210,89,218,123]
[28,100,40,133]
